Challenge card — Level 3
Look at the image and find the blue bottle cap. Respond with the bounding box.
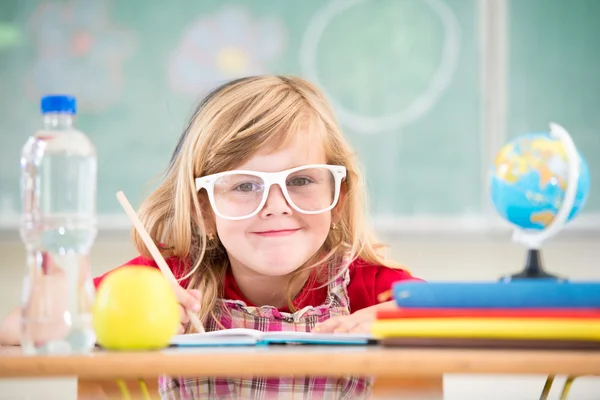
[40,95,77,114]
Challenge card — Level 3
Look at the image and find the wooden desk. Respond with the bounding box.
[1,345,599,399]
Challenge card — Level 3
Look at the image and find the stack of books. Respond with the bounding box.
[372,281,600,349]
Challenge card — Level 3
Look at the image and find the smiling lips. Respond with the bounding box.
[252,229,300,237]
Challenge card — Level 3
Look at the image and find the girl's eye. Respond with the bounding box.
[232,182,259,192]
[287,177,313,186]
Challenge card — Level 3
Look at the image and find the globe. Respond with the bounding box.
[490,132,591,232]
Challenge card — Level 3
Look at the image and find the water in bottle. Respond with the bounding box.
[19,95,97,354]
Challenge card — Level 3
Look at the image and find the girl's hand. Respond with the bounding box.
[311,301,396,334]
[173,287,202,334]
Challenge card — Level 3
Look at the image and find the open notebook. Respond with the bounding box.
[170,328,374,347]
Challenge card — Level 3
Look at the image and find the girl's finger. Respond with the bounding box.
[351,320,373,334]
[180,305,190,324]
[173,286,200,313]
[188,289,202,302]
[312,317,343,333]
[333,319,360,334]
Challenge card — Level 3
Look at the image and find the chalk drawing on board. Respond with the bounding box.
[168,5,286,96]
[26,0,135,112]
[300,0,461,134]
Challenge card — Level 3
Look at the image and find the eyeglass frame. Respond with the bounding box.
[195,164,347,220]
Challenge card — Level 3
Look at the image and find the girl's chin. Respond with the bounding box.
[249,257,308,277]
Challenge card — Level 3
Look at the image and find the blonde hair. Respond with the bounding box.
[133,76,402,330]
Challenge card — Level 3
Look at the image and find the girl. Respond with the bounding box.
[1,75,422,399]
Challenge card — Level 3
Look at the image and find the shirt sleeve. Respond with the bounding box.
[347,258,424,313]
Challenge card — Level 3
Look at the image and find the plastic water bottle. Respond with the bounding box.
[19,95,97,354]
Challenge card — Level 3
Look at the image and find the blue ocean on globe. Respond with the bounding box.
[489,132,590,230]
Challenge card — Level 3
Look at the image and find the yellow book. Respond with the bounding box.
[371,318,600,341]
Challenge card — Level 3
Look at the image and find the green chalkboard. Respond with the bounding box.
[0,0,498,225]
[508,0,600,213]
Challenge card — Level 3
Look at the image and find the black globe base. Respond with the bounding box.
[499,248,566,282]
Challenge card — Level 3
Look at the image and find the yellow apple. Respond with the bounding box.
[93,266,179,350]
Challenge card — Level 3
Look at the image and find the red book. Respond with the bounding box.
[376,308,600,320]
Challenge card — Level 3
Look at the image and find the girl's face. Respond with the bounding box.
[213,132,334,279]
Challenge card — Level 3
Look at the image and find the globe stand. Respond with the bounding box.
[500,249,565,282]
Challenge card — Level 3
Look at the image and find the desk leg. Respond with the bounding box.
[371,376,444,400]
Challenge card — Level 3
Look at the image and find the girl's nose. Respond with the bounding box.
[259,184,293,217]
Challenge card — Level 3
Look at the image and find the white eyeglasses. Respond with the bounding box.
[195,164,346,220]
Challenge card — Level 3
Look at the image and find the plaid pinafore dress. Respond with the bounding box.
[158,264,373,399]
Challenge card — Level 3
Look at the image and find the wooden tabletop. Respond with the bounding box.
[2,345,600,379]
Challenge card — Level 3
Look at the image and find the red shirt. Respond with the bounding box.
[93,256,422,313]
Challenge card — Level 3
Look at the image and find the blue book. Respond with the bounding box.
[392,281,600,309]
[170,328,373,347]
